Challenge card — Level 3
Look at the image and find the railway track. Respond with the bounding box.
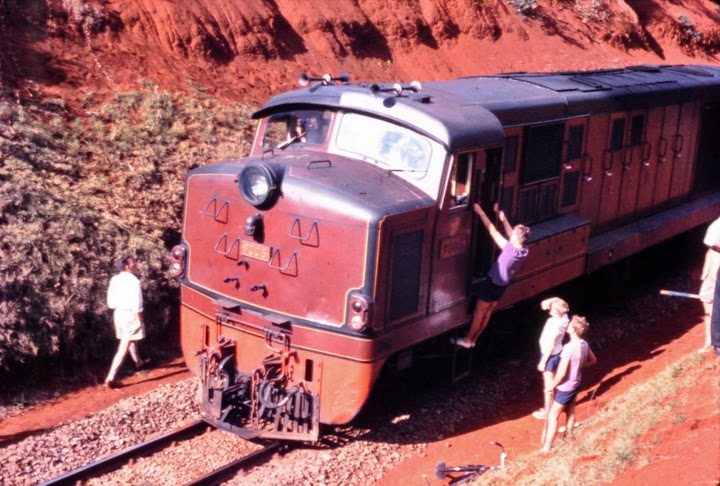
[183,440,284,486]
[39,420,284,486]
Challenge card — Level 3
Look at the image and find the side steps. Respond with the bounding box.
[450,345,474,383]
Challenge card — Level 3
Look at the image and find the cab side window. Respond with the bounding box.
[449,153,473,208]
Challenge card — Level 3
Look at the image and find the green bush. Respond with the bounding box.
[0,85,256,384]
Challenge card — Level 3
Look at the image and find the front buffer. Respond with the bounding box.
[198,325,320,441]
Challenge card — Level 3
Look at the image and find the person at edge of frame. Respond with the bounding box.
[702,216,720,356]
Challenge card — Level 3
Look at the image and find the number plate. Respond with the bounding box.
[440,235,468,259]
[241,240,271,262]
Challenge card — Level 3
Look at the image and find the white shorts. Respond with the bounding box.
[114,309,145,340]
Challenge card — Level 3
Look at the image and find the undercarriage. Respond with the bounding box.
[198,328,320,441]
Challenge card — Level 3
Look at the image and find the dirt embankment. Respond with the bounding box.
[1,0,719,108]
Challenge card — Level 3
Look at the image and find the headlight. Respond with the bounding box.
[238,163,279,208]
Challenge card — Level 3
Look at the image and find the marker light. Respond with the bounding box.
[169,245,187,278]
[348,294,373,331]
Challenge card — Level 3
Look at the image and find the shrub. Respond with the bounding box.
[678,13,702,44]
[0,86,256,384]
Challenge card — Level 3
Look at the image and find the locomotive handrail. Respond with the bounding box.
[307,159,332,169]
[601,149,613,177]
[214,234,242,260]
[673,133,684,157]
[641,141,651,165]
[657,137,668,162]
[263,328,291,354]
[289,219,319,243]
[582,153,593,182]
[203,198,229,223]
[561,140,572,170]
[269,248,298,274]
[622,149,634,171]
[214,233,229,254]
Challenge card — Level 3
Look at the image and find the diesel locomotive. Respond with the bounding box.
[170,65,720,441]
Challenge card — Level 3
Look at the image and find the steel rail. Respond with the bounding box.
[183,440,286,486]
[39,419,208,486]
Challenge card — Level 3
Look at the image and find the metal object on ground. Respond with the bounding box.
[434,441,506,485]
[659,289,701,299]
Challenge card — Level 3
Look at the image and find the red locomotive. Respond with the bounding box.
[170,65,720,441]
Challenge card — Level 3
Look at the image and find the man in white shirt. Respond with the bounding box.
[703,216,720,251]
[700,216,720,351]
[104,255,150,388]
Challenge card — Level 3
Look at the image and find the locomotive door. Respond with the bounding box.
[471,147,503,279]
[559,119,588,214]
[430,152,477,313]
[652,104,680,206]
[635,105,666,215]
[597,113,627,228]
[617,110,648,223]
[577,114,609,227]
[668,101,700,200]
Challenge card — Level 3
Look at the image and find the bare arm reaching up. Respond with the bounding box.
[474,203,507,249]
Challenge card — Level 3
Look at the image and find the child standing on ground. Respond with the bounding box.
[532,297,570,420]
[541,315,597,452]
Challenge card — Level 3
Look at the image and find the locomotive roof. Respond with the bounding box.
[254,64,720,152]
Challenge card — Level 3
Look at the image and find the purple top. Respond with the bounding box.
[556,339,590,392]
[489,241,529,286]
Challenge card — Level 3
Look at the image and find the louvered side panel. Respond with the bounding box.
[388,231,424,322]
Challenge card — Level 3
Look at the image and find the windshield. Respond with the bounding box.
[260,110,333,150]
[334,112,446,199]
[256,109,447,200]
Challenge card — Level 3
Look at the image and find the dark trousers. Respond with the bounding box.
[712,265,720,349]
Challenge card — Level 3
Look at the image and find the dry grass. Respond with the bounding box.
[480,351,717,485]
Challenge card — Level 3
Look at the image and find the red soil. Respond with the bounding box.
[0,359,192,446]
[2,0,719,109]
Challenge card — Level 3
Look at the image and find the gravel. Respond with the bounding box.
[0,379,200,486]
[0,356,533,486]
[0,260,697,485]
